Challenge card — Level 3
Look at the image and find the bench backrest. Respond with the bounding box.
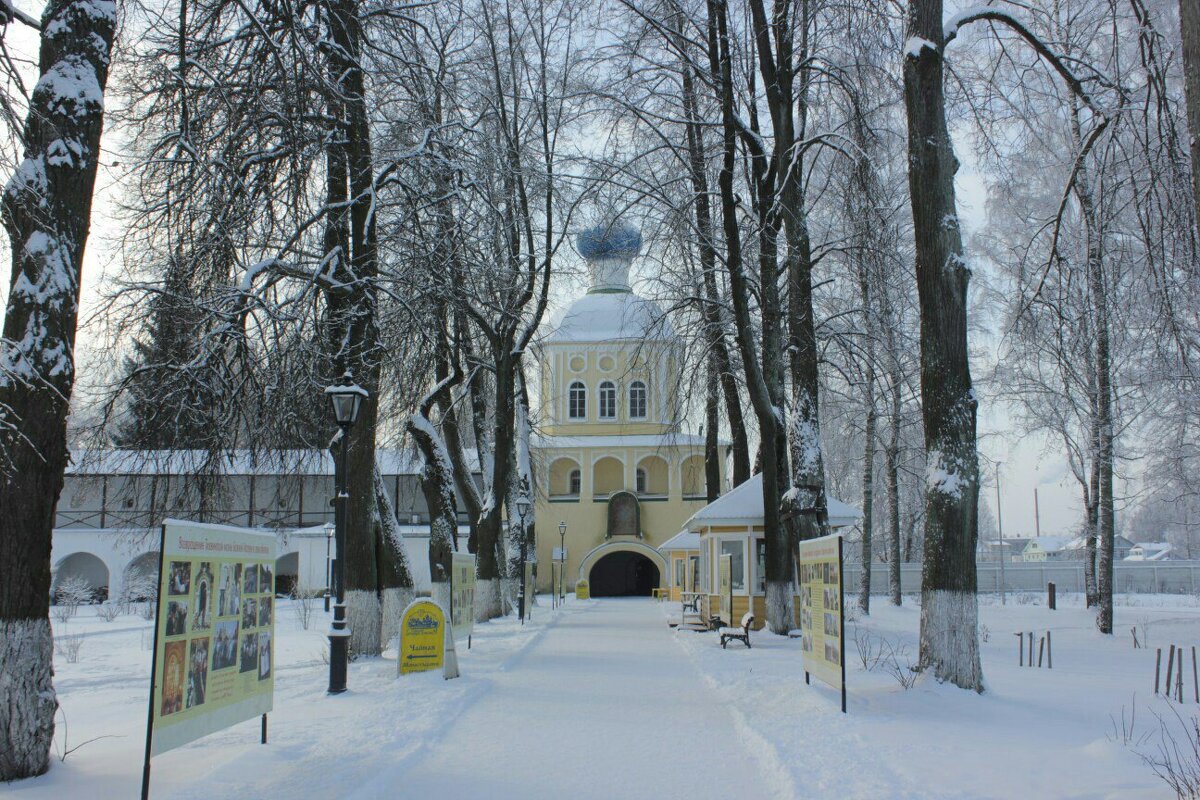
[740,611,755,631]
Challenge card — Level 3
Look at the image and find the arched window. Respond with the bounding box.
[636,468,647,494]
[629,380,648,419]
[568,381,587,419]
[569,469,581,496]
[599,381,617,420]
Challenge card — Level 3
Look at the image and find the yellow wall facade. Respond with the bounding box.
[540,343,679,436]
[533,442,718,592]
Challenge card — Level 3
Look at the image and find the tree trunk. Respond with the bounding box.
[1070,101,1115,633]
[474,350,516,620]
[323,0,410,655]
[886,316,904,605]
[373,466,414,642]
[903,0,984,691]
[408,414,458,612]
[505,366,534,598]
[707,0,791,633]
[705,362,722,502]
[677,29,750,488]
[1084,441,1099,607]
[1180,0,1200,244]
[859,404,877,614]
[0,0,117,778]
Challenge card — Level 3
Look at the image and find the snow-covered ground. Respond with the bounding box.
[4,592,1198,798]
[677,592,1192,799]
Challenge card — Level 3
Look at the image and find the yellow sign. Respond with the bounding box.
[150,520,275,755]
[399,600,446,675]
[718,554,732,624]
[451,553,475,642]
[798,534,846,710]
[575,579,590,600]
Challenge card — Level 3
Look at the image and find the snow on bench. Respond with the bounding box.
[719,612,755,649]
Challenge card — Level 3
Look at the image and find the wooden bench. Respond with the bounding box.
[719,612,755,649]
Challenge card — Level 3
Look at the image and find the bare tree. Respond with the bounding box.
[0,0,118,778]
[1180,0,1200,243]
[902,0,984,691]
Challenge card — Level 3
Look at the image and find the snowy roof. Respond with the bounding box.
[1126,542,1173,561]
[65,448,481,477]
[1022,536,1073,553]
[684,473,860,530]
[531,433,709,450]
[659,530,702,552]
[545,291,677,344]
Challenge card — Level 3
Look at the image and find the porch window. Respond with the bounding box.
[756,539,767,594]
[721,539,746,592]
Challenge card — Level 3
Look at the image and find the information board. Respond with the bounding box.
[798,534,846,712]
[575,579,590,599]
[399,599,446,675]
[149,520,275,756]
[718,554,732,624]
[450,552,475,643]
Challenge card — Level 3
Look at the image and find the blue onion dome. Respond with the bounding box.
[576,222,642,261]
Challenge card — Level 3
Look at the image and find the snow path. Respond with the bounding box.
[352,599,779,800]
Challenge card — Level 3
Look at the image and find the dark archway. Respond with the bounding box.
[589,551,660,597]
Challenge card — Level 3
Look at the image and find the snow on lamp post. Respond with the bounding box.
[515,490,532,625]
[559,520,567,604]
[325,371,367,695]
[324,522,334,613]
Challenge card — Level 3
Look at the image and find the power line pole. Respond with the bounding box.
[997,463,1006,606]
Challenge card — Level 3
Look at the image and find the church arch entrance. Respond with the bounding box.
[589,551,661,597]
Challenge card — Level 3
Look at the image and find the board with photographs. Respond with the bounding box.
[148,520,276,758]
[797,533,846,713]
[450,552,475,644]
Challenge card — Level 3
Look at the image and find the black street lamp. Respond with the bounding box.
[558,520,567,604]
[515,491,532,625]
[324,522,334,613]
[325,371,367,695]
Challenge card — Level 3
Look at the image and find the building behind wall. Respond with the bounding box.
[50,448,480,601]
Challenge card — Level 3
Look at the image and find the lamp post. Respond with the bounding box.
[325,371,367,695]
[995,462,1007,606]
[323,522,334,612]
[559,521,567,604]
[515,493,532,625]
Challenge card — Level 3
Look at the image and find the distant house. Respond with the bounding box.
[1020,537,1074,562]
[1126,542,1174,561]
[1046,535,1135,563]
[977,539,1021,563]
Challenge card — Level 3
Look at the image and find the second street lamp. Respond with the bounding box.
[324,371,367,695]
[515,493,532,625]
[558,521,567,604]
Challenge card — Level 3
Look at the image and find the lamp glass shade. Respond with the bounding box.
[515,496,532,518]
[329,391,362,426]
[558,521,566,536]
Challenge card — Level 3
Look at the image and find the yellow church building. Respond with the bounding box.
[532,224,722,595]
